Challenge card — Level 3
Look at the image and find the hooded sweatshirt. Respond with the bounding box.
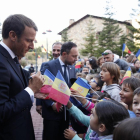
[113,54,129,71]
[102,84,121,102]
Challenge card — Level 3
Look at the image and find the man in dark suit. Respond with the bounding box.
[36,42,62,114]
[40,42,78,140]
[0,14,46,140]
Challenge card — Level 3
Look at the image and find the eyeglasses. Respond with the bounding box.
[102,52,111,55]
[90,79,98,85]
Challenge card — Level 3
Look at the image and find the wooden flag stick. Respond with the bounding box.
[90,88,100,97]
[71,95,99,101]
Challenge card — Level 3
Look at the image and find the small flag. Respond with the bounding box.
[71,77,91,97]
[49,70,71,105]
[120,67,131,84]
[75,59,81,68]
[136,49,140,61]
[40,69,55,95]
[41,45,47,52]
[122,44,131,54]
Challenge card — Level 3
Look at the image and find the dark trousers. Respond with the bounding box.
[43,119,69,140]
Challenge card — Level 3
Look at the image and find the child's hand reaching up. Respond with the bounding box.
[64,129,76,140]
[71,89,87,105]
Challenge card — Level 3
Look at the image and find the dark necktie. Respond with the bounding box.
[63,65,68,85]
[13,57,22,76]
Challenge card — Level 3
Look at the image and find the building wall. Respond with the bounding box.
[64,16,130,50]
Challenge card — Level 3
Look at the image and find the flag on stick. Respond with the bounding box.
[75,59,81,69]
[49,71,71,105]
[120,67,131,84]
[40,69,55,96]
[41,45,47,52]
[122,43,131,54]
[71,77,91,97]
[136,49,140,61]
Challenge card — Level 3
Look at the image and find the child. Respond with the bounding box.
[82,67,89,75]
[89,75,104,92]
[120,77,140,117]
[134,59,140,72]
[113,118,140,140]
[97,56,104,68]
[133,73,140,80]
[101,62,121,102]
[86,74,94,82]
[64,99,129,140]
[76,73,86,79]
[132,87,140,117]
[119,70,126,84]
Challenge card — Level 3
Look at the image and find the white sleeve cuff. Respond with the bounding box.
[25,87,34,103]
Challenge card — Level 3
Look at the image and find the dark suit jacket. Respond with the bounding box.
[0,45,35,140]
[37,58,76,120]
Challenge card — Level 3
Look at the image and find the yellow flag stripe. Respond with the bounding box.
[52,78,71,96]
[71,83,89,97]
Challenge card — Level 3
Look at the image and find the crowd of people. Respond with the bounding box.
[0,14,140,140]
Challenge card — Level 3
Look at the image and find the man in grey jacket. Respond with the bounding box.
[102,50,129,71]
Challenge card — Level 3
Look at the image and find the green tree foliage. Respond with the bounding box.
[124,25,140,53]
[80,19,98,57]
[48,51,53,60]
[98,2,123,56]
[122,0,140,54]
[61,28,72,43]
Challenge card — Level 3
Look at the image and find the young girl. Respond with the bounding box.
[64,99,129,140]
[120,77,140,117]
[132,87,140,117]
[101,62,121,102]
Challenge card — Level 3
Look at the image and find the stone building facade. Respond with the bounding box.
[58,14,132,50]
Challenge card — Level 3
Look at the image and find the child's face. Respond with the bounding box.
[92,95,98,104]
[132,94,140,117]
[99,58,104,67]
[119,84,133,106]
[100,68,113,83]
[89,78,98,90]
[90,108,99,131]
[82,68,89,74]
[134,60,140,69]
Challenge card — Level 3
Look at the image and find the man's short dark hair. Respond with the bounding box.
[60,42,77,55]
[2,14,38,39]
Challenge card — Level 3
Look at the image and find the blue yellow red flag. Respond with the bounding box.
[49,70,71,105]
[75,59,81,69]
[120,67,131,84]
[41,45,47,52]
[136,49,140,61]
[40,69,55,95]
[71,77,91,97]
[122,44,131,54]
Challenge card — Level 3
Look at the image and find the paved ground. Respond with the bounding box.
[31,99,43,140]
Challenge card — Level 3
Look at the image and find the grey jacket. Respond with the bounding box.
[102,84,121,102]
